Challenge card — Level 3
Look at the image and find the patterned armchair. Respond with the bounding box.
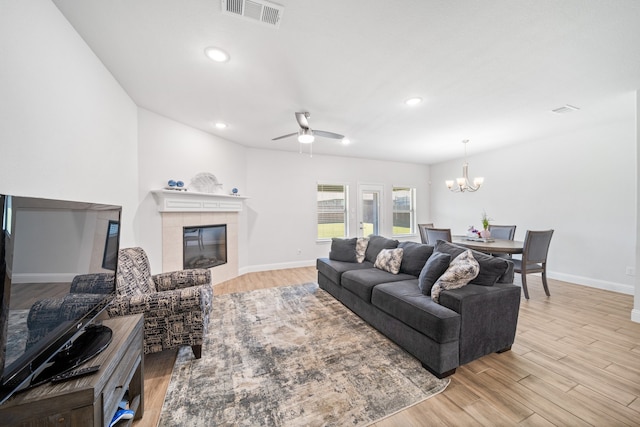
[71,247,213,358]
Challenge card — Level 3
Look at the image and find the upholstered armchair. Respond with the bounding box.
[70,247,213,358]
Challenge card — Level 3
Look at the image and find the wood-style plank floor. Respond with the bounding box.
[133,267,640,427]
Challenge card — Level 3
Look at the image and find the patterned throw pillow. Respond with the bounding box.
[431,250,479,303]
[374,248,404,274]
[356,237,369,263]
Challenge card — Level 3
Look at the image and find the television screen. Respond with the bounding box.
[0,194,121,403]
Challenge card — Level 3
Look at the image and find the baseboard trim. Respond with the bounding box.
[548,271,634,295]
[631,309,640,324]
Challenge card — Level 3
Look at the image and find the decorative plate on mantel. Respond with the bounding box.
[189,173,223,194]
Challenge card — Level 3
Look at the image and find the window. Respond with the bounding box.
[317,184,348,239]
[392,187,415,236]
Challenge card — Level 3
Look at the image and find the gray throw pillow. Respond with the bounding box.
[364,235,399,263]
[398,241,434,277]
[431,250,480,303]
[373,248,404,274]
[433,240,509,286]
[418,252,451,295]
[329,237,358,263]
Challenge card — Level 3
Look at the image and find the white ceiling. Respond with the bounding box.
[52,0,640,164]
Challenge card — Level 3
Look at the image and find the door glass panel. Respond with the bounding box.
[361,190,379,236]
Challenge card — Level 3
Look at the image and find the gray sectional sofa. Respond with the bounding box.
[316,235,521,378]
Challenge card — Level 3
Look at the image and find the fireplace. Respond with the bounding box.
[152,189,246,285]
[183,224,227,269]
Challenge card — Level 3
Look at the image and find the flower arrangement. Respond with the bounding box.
[481,210,492,230]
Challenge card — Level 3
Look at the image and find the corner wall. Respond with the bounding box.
[0,0,138,246]
[135,109,248,273]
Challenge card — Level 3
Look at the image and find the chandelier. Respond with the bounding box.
[445,140,484,192]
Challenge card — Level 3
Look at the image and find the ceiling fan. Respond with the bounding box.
[272,112,345,145]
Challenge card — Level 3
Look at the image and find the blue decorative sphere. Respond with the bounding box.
[176,181,184,187]
[232,188,238,194]
[168,180,176,187]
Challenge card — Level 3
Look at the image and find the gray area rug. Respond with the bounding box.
[160,283,449,426]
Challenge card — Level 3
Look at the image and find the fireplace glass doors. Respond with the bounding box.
[183,224,227,269]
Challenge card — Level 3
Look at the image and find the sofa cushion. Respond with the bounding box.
[398,241,434,277]
[418,251,451,295]
[364,235,399,263]
[432,250,479,303]
[374,248,404,274]
[372,280,460,344]
[342,268,415,302]
[316,258,374,286]
[356,237,369,263]
[329,237,358,263]
[434,240,509,286]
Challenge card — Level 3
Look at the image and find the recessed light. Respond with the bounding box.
[215,122,227,129]
[205,47,230,63]
[405,97,423,106]
[341,138,351,145]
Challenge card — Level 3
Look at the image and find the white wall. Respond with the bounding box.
[244,149,430,272]
[136,108,248,272]
[0,0,138,246]
[634,90,640,323]
[431,94,637,296]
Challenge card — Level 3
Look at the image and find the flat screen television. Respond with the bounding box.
[0,194,121,404]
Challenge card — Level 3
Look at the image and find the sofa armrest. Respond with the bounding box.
[107,285,212,318]
[439,283,520,365]
[152,269,211,291]
[70,272,115,294]
[497,259,514,284]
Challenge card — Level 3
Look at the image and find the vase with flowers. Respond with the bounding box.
[480,210,492,239]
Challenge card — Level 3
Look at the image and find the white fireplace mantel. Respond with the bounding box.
[151,189,247,212]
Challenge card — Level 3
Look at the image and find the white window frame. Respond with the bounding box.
[317,183,349,241]
[392,186,416,237]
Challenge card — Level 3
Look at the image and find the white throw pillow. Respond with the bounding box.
[374,248,404,274]
[431,249,479,303]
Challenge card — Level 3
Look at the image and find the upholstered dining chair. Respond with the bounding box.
[417,223,434,243]
[488,224,516,240]
[512,230,554,299]
[425,227,452,245]
[71,247,213,358]
[488,224,517,258]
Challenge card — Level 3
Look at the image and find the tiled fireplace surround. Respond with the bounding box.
[152,190,245,286]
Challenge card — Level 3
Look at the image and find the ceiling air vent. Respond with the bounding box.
[221,0,284,28]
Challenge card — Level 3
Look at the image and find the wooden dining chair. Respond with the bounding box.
[417,223,434,243]
[512,230,554,299]
[425,227,452,245]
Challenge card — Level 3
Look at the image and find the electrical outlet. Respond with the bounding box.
[626,267,635,276]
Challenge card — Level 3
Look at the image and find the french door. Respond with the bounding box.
[357,184,383,237]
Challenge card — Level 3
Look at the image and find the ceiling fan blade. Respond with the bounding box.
[272,132,298,141]
[312,129,345,139]
[295,112,310,130]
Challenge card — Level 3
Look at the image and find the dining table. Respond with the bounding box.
[451,235,524,255]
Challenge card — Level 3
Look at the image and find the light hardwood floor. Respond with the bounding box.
[133,267,640,427]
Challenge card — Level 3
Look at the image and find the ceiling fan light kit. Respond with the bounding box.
[273,112,345,156]
[446,140,484,193]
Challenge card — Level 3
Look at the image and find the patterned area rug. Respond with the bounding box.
[160,283,449,426]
